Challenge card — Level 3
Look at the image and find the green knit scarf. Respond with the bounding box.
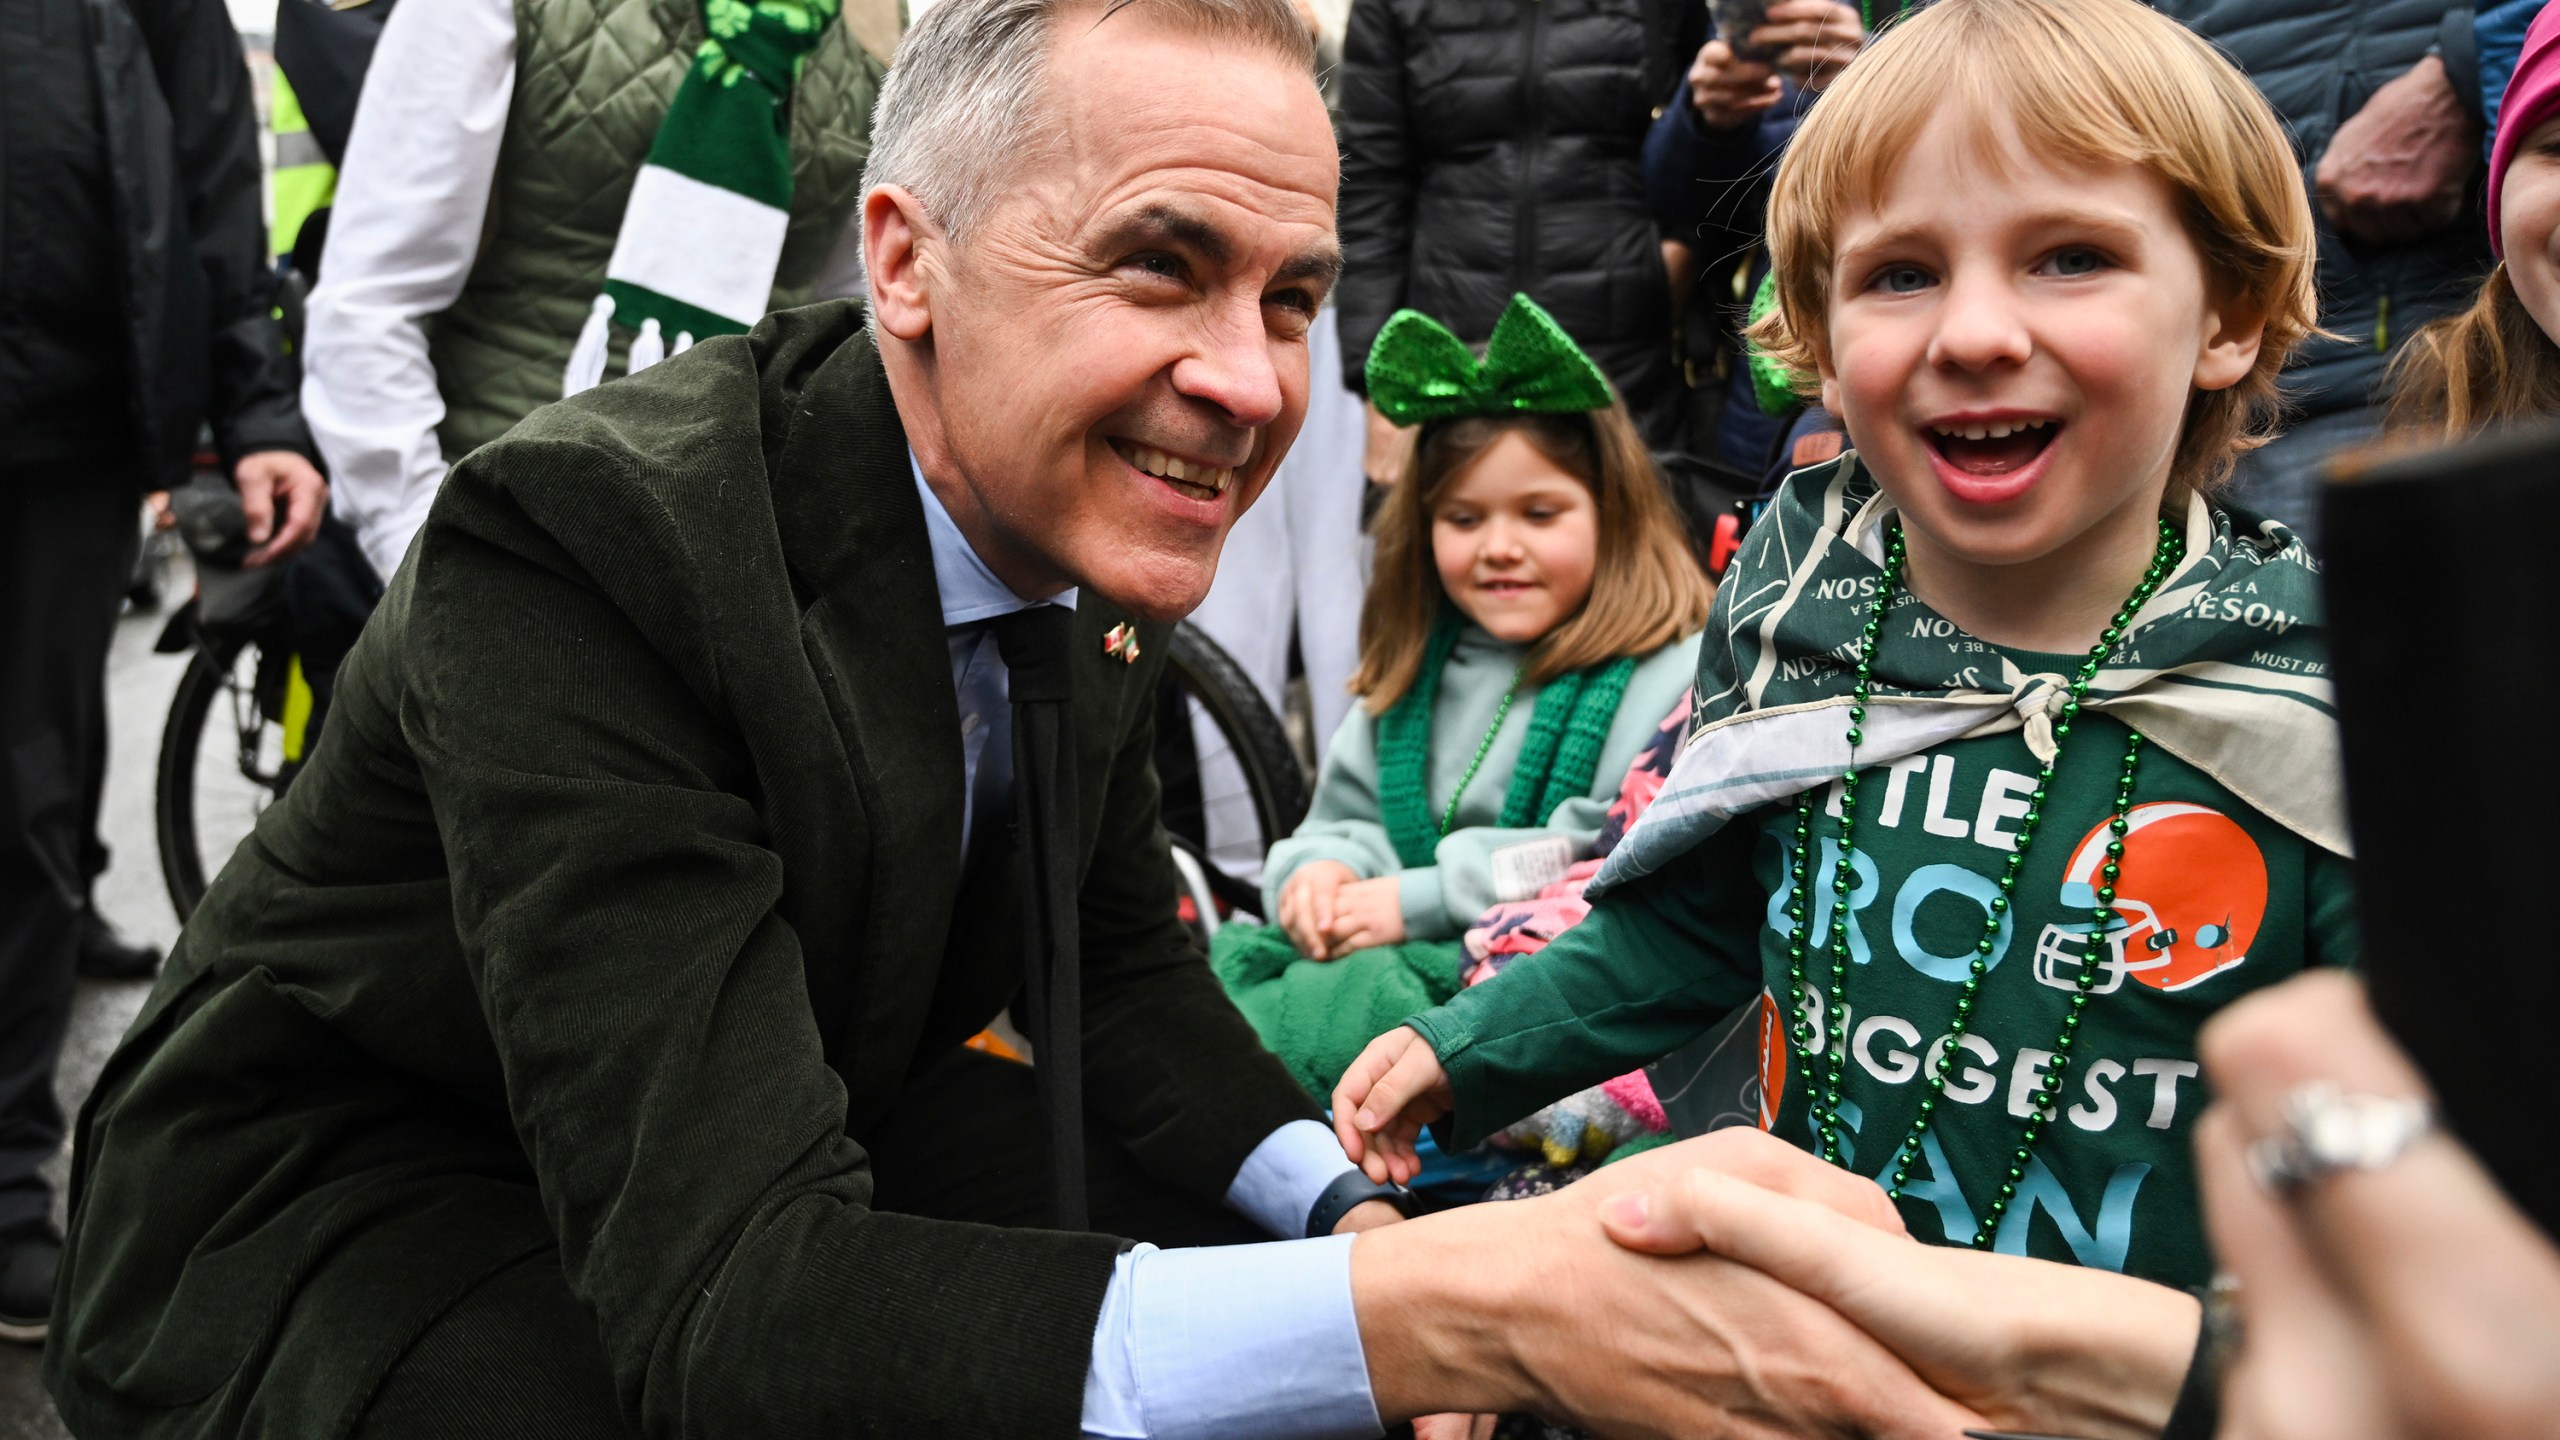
[1377,609,1639,869]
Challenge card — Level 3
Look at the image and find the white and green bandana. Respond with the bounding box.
[1591,455,2346,898]
[565,0,842,395]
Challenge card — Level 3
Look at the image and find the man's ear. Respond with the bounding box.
[865,186,938,343]
[2195,291,2268,394]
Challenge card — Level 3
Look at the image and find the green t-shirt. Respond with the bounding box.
[1412,691,2356,1288]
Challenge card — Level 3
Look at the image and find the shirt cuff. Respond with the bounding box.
[1081,1237,1382,1440]
[1396,865,1451,939]
[1227,1119,1362,1239]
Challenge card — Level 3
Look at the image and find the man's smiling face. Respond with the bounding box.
[869,12,1339,622]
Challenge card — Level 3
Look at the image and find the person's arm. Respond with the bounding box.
[1085,1129,1992,1440]
[303,0,517,581]
[1263,706,1408,914]
[2197,971,2560,1440]
[1593,1147,2198,1440]
[1406,820,1764,1146]
[132,0,313,468]
[2314,34,2487,245]
[1644,66,1805,244]
[134,0,329,561]
[1352,1129,1990,1437]
[1334,0,1416,394]
[1073,642,1339,1213]
[406,441,1128,1436]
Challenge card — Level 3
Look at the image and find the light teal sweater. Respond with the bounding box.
[1262,623,1700,940]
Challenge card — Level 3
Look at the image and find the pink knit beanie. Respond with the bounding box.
[2491,0,2560,256]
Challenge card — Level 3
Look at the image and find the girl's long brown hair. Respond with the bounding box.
[2384,264,2560,442]
[1349,398,1714,714]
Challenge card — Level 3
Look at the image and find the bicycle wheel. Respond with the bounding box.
[156,636,300,921]
[1155,622,1311,922]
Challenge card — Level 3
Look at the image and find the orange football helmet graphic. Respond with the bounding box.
[2031,802,2268,995]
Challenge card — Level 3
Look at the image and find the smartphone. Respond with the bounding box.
[1708,0,1782,63]
[2322,419,2560,1239]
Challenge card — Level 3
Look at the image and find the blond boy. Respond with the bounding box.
[1334,0,2352,1289]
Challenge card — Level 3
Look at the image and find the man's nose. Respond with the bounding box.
[1925,271,2035,373]
[1170,299,1286,429]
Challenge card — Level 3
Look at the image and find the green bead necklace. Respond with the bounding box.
[1784,515,2183,1247]
[1440,667,1527,837]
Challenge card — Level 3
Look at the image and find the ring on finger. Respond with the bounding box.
[2246,1082,2434,1194]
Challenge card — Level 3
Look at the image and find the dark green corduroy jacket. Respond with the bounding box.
[47,302,1319,1439]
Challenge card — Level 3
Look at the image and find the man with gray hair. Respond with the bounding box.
[46,0,1977,1435]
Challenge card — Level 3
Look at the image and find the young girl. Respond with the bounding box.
[1212,295,1713,1104]
[2386,0,2560,438]
[1334,0,2353,1290]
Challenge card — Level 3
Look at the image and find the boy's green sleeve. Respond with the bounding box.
[1403,820,1768,1147]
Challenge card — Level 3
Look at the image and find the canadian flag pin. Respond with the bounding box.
[1103,623,1142,665]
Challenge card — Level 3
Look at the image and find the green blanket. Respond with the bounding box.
[1212,923,1468,1104]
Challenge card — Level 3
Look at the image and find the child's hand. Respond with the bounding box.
[1686,39,1781,130]
[1278,861,1358,959]
[1322,876,1406,955]
[1332,1026,1453,1184]
[1748,0,1866,92]
[1413,1414,1497,1440]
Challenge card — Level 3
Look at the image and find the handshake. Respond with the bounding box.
[1327,974,2560,1440]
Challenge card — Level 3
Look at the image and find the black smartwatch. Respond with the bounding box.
[1306,1169,1419,1237]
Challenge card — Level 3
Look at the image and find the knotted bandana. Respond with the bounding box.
[1365,294,1616,426]
[1588,455,2347,899]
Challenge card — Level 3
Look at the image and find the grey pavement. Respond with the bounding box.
[2,570,200,1440]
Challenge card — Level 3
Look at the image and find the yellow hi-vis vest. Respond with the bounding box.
[269,70,335,261]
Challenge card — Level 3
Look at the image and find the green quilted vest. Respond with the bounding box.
[428,0,880,461]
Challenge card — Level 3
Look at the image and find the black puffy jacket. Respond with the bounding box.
[2154,0,2491,417]
[0,0,309,488]
[1336,0,1705,447]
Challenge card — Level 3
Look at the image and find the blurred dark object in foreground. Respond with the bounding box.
[2323,418,2560,1240]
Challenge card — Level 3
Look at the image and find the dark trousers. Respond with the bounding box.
[355,1045,1263,1437]
[0,473,138,1237]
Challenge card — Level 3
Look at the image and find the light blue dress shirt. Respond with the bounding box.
[909,462,1384,1440]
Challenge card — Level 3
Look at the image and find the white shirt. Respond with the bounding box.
[302,0,865,582]
[913,467,1384,1440]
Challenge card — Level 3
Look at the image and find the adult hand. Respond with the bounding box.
[234,449,329,568]
[2314,54,2484,245]
[1277,860,1359,958]
[2199,971,2560,1440]
[1331,1025,1451,1183]
[1322,875,1406,955]
[1352,1129,1988,1437]
[1364,400,1414,488]
[1749,0,1866,92]
[1686,38,1782,129]
[1599,1158,2194,1440]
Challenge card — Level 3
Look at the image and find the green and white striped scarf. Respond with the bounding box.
[1589,455,2346,898]
[564,0,841,395]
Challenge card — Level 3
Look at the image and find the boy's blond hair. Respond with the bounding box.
[1748,0,2318,491]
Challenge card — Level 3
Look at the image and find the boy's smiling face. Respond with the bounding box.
[1818,105,2262,589]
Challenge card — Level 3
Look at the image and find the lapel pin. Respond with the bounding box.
[1103,623,1142,665]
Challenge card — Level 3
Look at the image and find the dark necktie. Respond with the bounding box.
[990,606,1085,1231]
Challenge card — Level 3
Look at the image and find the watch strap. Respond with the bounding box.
[1305,1169,1416,1238]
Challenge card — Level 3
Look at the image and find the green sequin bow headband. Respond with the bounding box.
[1364,293,1616,427]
